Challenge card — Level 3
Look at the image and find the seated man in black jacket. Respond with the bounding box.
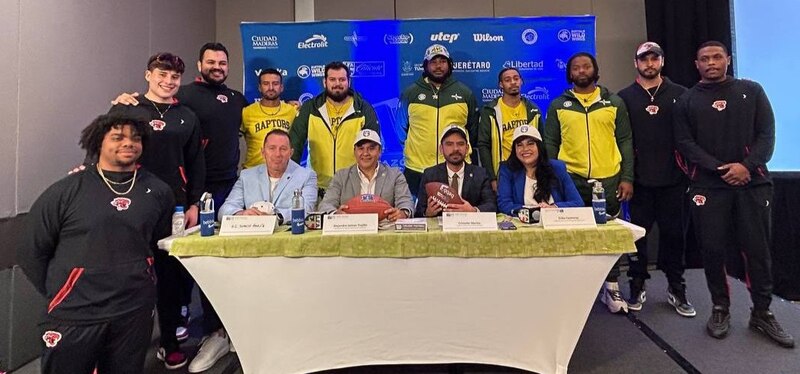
[19,114,174,374]
[416,125,497,217]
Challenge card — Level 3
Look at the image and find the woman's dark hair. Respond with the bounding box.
[79,114,150,158]
[505,137,558,203]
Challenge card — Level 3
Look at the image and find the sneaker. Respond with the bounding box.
[706,305,730,339]
[667,285,697,317]
[157,347,188,370]
[627,278,646,311]
[601,281,629,314]
[187,332,232,373]
[749,309,795,348]
[176,306,190,342]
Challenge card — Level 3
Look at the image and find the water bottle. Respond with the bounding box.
[172,206,186,236]
[199,193,215,237]
[590,180,607,224]
[291,189,305,234]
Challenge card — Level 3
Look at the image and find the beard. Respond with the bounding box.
[572,75,595,89]
[262,90,280,101]
[637,66,662,80]
[201,68,227,85]
[504,87,521,96]
[326,87,348,102]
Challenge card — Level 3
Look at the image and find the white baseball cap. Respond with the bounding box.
[439,124,469,144]
[353,129,382,146]
[512,125,542,143]
[424,44,450,61]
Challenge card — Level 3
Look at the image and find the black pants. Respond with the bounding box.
[627,183,687,289]
[154,249,191,351]
[40,306,153,374]
[197,178,236,333]
[404,168,423,198]
[571,173,623,282]
[689,185,773,311]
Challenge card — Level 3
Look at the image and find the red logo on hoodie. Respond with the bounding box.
[149,119,166,131]
[216,94,228,103]
[110,197,132,211]
[712,100,727,111]
[692,194,707,206]
[645,105,660,115]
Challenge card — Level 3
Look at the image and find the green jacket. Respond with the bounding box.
[477,97,542,180]
[542,86,633,182]
[397,76,478,172]
[290,89,379,189]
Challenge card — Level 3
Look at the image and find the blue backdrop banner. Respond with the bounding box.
[240,16,596,167]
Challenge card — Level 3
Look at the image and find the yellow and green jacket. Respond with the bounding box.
[542,86,633,182]
[477,97,542,180]
[289,89,379,189]
[397,76,478,172]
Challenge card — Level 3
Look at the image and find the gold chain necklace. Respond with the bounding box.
[97,165,137,195]
[151,101,172,119]
[258,101,282,116]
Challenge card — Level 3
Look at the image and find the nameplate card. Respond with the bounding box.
[541,207,597,229]
[395,217,428,232]
[441,212,498,232]
[219,215,277,236]
[322,214,379,235]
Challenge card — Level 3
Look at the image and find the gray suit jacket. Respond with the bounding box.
[319,162,415,217]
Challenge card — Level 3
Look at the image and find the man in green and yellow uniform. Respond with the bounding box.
[542,51,634,314]
[290,61,380,195]
[241,68,298,169]
[478,67,543,192]
[397,44,478,196]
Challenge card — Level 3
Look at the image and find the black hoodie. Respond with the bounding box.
[673,77,775,188]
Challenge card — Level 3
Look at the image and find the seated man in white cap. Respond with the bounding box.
[319,129,414,221]
[218,129,317,223]
[415,124,496,217]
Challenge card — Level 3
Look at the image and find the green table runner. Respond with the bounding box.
[170,217,635,258]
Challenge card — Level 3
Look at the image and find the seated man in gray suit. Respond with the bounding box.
[416,125,497,217]
[219,130,317,223]
[319,129,414,221]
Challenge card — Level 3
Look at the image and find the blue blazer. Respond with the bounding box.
[218,160,318,222]
[497,159,583,215]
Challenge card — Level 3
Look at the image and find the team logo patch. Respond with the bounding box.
[149,119,166,131]
[216,94,228,103]
[563,101,573,108]
[712,100,727,111]
[692,194,707,206]
[360,194,375,202]
[43,331,62,348]
[645,105,660,115]
[417,93,426,101]
[110,197,132,211]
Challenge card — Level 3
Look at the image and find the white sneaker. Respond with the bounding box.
[187,333,232,373]
[601,281,629,314]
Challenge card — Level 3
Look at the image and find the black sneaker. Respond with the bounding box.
[627,278,646,311]
[707,305,730,339]
[667,285,696,317]
[749,309,795,348]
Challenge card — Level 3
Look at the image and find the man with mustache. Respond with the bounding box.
[397,44,478,196]
[542,51,634,314]
[674,41,793,347]
[415,125,496,217]
[290,61,380,196]
[19,115,174,374]
[241,68,298,169]
[617,42,695,318]
[478,67,543,192]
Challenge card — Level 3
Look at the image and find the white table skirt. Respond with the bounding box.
[174,221,643,374]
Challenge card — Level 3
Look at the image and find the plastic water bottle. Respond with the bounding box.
[172,206,186,236]
[590,180,607,224]
[291,189,305,234]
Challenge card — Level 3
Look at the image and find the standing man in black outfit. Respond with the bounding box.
[618,42,695,317]
[674,41,793,347]
[108,52,205,369]
[112,43,248,371]
[19,115,175,374]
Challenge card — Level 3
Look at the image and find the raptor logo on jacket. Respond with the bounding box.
[43,331,62,348]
